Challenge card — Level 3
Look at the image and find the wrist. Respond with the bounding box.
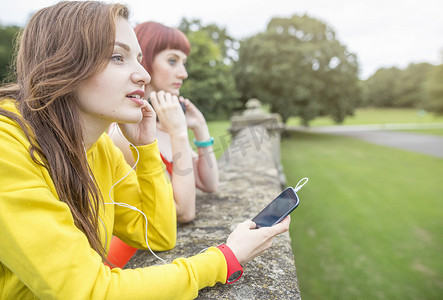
[217,244,243,284]
[194,137,214,148]
[131,137,156,147]
[192,122,209,140]
[168,130,189,141]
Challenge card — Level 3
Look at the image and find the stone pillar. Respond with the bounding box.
[229,98,286,187]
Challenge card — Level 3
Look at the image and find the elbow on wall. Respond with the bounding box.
[177,211,196,224]
[154,231,177,251]
[199,181,219,194]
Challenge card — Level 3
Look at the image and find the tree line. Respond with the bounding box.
[362,63,443,115]
[1,16,442,124]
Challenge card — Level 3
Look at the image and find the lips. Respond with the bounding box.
[126,90,145,106]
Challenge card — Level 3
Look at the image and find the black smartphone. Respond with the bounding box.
[147,98,186,113]
[252,187,300,228]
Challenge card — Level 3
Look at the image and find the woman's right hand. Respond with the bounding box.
[149,90,187,136]
[117,98,157,146]
[225,216,290,265]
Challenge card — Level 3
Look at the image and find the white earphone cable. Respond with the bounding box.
[106,124,167,264]
[294,177,309,192]
[86,124,167,265]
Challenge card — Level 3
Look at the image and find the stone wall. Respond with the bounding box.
[126,104,300,299]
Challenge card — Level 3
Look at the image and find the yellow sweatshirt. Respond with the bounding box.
[0,102,226,299]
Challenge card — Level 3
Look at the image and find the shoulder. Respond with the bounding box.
[0,99,21,125]
[0,100,31,148]
[0,103,43,179]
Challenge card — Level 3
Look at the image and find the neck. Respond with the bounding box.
[80,115,110,150]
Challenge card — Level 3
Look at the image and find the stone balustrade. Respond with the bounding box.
[126,100,300,299]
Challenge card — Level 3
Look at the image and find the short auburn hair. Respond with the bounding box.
[134,22,191,75]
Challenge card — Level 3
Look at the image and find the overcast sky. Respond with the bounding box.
[1,0,442,79]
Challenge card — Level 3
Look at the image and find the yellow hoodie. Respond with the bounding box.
[0,102,226,299]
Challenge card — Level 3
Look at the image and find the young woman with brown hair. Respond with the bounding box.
[0,1,289,298]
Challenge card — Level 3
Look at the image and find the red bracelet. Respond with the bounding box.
[217,244,243,284]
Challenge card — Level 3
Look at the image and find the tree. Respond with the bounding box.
[0,25,21,83]
[396,63,433,108]
[178,18,239,65]
[364,67,402,107]
[424,64,443,114]
[363,63,434,108]
[232,14,360,125]
[179,29,240,120]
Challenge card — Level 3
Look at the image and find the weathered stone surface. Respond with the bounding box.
[126,125,300,299]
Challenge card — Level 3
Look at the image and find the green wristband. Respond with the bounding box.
[194,137,214,148]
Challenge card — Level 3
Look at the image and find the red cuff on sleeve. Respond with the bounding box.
[217,244,243,284]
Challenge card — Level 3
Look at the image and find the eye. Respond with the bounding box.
[168,58,177,65]
[111,54,123,62]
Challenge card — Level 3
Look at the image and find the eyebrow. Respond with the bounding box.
[115,41,130,51]
[168,50,186,57]
[115,41,143,59]
[167,52,187,61]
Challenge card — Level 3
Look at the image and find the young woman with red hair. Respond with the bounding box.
[108,22,220,267]
[111,22,218,223]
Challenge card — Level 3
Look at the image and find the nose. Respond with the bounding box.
[132,62,151,86]
[177,63,188,80]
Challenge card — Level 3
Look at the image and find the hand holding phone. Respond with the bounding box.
[252,187,300,228]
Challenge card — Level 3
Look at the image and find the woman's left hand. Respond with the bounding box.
[117,99,157,146]
[180,97,207,131]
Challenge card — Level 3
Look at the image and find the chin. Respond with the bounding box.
[169,89,180,96]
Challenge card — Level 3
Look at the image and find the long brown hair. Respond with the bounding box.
[134,21,191,76]
[0,1,129,260]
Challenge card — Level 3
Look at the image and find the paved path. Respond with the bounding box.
[286,123,443,158]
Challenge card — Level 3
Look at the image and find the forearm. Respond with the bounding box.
[192,123,219,192]
[170,132,196,223]
[119,141,176,250]
[194,147,219,192]
[1,206,225,299]
[97,247,227,299]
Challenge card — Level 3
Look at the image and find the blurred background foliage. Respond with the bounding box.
[232,14,361,125]
[0,25,19,83]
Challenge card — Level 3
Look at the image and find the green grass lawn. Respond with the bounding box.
[395,128,443,136]
[204,116,443,299]
[282,131,443,300]
[204,108,443,148]
[189,120,231,159]
[287,108,443,127]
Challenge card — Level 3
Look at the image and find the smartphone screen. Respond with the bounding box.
[252,187,299,228]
